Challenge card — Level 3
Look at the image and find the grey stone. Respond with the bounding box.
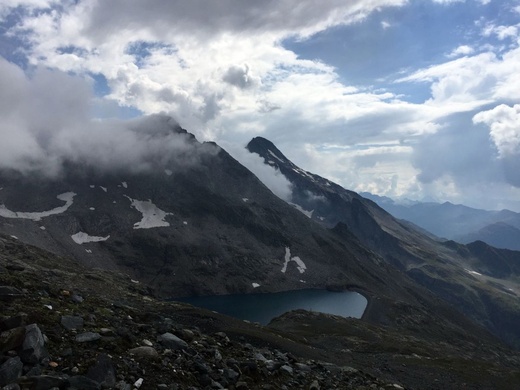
[0,315,26,332]
[0,357,23,387]
[86,353,116,388]
[0,286,23,301]
[75,332,101,343]
[128,346,159,359]
[1,383,21,390]
[178,328,194,341]
[223,368,239,383]
[0,327,25,354]
[18,375,67,390]
[60,315,84,330]
[68,375,101,390]
[280,365,293,375]
[309,379,320,390]
[71,294,84,303]
[235,382,249,390]
[295,363,312,372]
[20,324,47,364]
[157,333,188,350]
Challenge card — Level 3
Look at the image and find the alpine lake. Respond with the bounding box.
[175,289,368,325]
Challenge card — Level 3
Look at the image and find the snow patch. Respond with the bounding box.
[252,283,260,288]
[299,280,306,283]
[89,185,95,189]
[121,182,128,188]
[268,150,285,163]
[289,203,313,218]
[39,226,46,230]
[10,235,18,240]
[100,186,107,193]
[183,221,188,225]
[71,232,110,245]
[89,207,95,211]
[242,198,249,202]
[465,268,483,277]
[85,249,92,254]
[165,169,173,176]
[281,247,307,274]
[124,196,172,229]
[0,192,76,221]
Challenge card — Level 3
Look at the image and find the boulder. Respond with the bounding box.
[0,286,23,301]
[20,324,47,364]
[128,346,159,359]
[0,327,25,353]
[61,316,83,330]
[75,332,101,343]
[86,353,116,388]
[68,375,102,390]
[157,333,188,350]
[0,357,23,387]
[60,315,84,330]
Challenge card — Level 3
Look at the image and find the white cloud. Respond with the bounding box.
[0,58,218,176]
[447,45,474,58]
[473,104,520,157]
[482,23,518,40]
[2,0,520,211]
[221,141,293,201]
[430,0,464,4]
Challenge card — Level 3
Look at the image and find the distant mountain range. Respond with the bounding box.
[361,193,520,251]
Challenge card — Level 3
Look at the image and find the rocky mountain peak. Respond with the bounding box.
[246,136,289,165]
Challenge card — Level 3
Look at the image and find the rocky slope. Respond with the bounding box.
[0,116,500,350]
[2,235,520,390]
[246,137,520,348]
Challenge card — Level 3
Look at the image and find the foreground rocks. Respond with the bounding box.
[1,235,520,389]
[0,308,404,390]
[0,236,407,390]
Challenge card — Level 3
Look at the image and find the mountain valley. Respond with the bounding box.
[1,116,520,389]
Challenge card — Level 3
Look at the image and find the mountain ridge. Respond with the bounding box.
[247,136,520,348]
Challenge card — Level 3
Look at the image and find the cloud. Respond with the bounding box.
[3,0,520,212]
[221,141,293,201]
[473,104,520,157]
[0,58,218,177]
[447,45,474,58]
[222,64,259,89]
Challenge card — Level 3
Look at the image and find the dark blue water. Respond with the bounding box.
[176,289,367,325]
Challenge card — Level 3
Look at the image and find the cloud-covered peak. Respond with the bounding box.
[2,0,520,210]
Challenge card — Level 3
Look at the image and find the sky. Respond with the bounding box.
[1,0,520,211]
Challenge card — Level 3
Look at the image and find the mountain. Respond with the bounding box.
[456,222,520,251]
[0,116,463,332]
[247,136,520,347]
[1,117,520,352]
[361,192,520,249]
[3,234,520,390]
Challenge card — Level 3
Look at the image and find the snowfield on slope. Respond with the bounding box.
[0,192,76,221]
[124,196,172,229]
[71,232,110,244]
[281,247,307,274]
